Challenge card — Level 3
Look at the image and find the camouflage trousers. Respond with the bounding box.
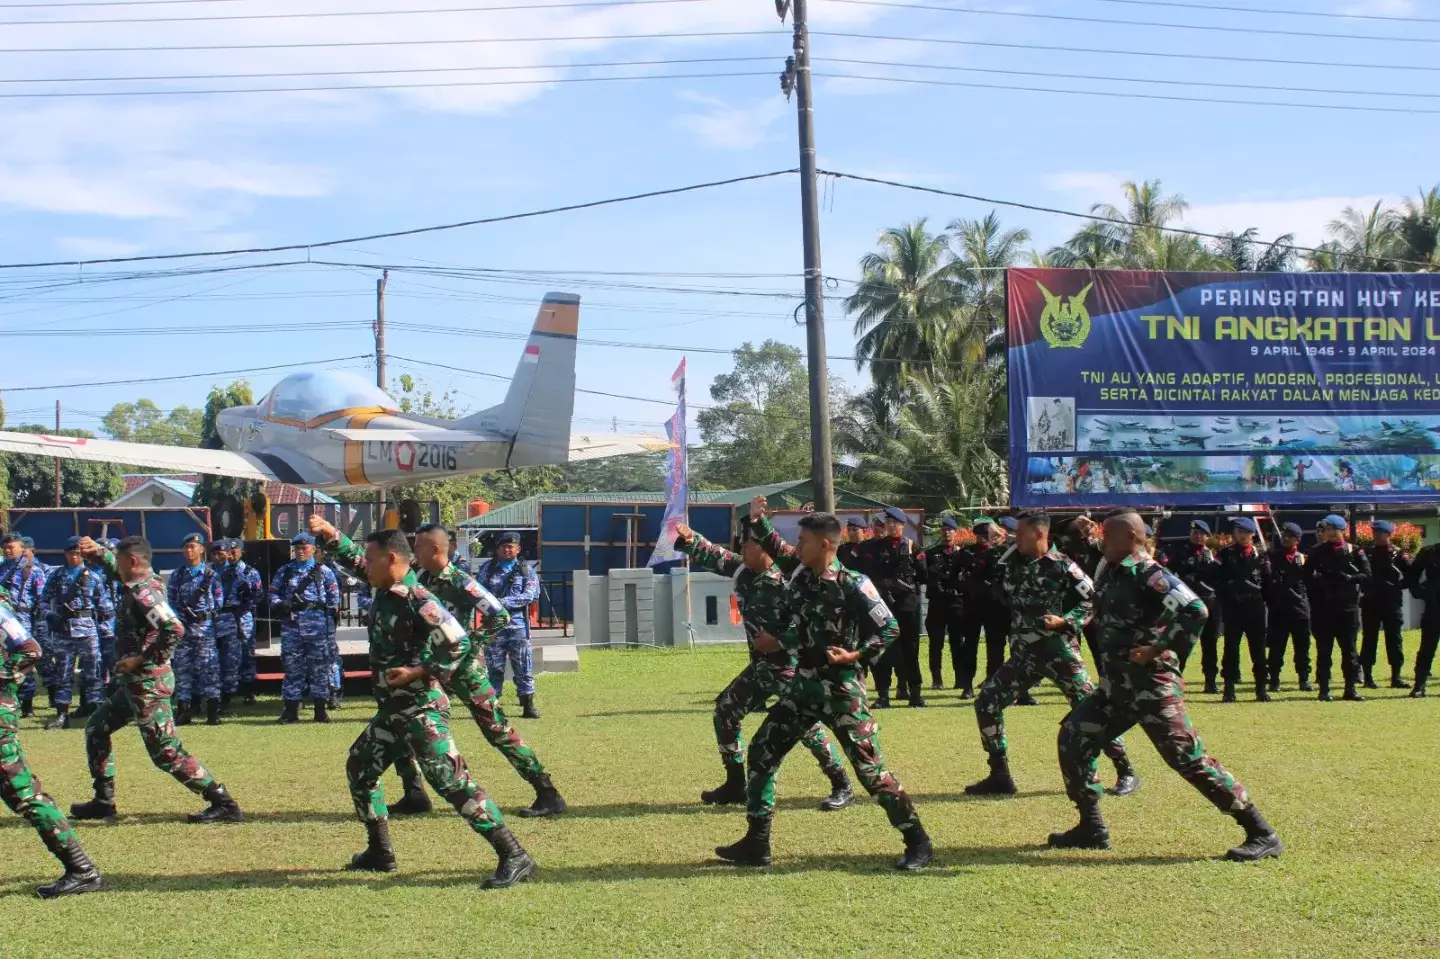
[280,611,331,702]
[1059,658,1249,814]
[747,667,921,833]
[348,682,505,834]
[716,660,845,775]
[85,663,218,797]
[238,612,257,686]
[16,612,47,701]
[976,632,1128,767]
[328,625,342,692]
[172,619,220,703]
[99,627,116,687]
[393,654,547,793]
[51,621,106,708]
[1,683,84,858]
[213,612,243,695]
[485,629,535,697]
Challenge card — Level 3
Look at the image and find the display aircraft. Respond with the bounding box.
[1177,435,1209,448]
[1173,420,1200,428]
[0,293,670,492]
[1117,420,1144,430]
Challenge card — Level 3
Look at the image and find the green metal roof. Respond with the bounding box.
[456,480,894,529]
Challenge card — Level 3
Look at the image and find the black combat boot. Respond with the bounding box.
[701,762,747,806]
[1299,675,1315,692]
[715,815,772,866]
[187,783,243,824]
[519,694,540,720]
[1412,682,1429,698]
[45,704,70,731]
[1016,690,1040,706]
[277,700,300,724]
[518,774,567,818]
[241,682,257,706]
[175,700,193,726]
[482,827,538,889]
[389,780,433,816]
[313,698,331,723]
[930,675,943,691]
[964,753,1018,796]
[1255,681,1271,704]
[73,700,95,720]
[820,765,854,811]
[219,693,235,718]
[895,680,910,702]
[873,691,892,709]
[1226,804,1283,862]
[959,685,973,700]
[1342,682,1366,702]
[1267,677,1280,693]
[909,690,929,708]
[329,692,342,711]
[20,696,35,718]
[1109,757,1141,798]
[346,819,398,873]
[206,698,222,726]
[35,834,103,899]
[47,685,57,710]
[1362,666,1378,690]
[1047,804,1111,850]
[1318,685,1333,701]
[70,777,118,821]
[1392,668,1411,690]
[1221,682,1237,704]
[1202,677,1219,695]
[896,824,933,871]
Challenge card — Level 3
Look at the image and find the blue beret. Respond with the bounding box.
[883,506,907,524]
[1373,520,1395,534]
[101,538,119,549]
[0,532,20,546]
[1320,514,1348,532]
[998,517,1018,532]
[845,517,863,529]
[498,532,521,545]
[870,513,886,526]
[1282,522,1303,537]
[20,536,34,549]
[1190,520,1210,534]
[64,535,83,550]
[941,517,959,530]
[1231,517,1258,534]
[181,532,207,547]
[291,532,315,546]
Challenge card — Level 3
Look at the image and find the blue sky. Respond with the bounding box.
[0,0,1431,442]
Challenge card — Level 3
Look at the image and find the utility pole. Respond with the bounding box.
[778,0,835,512]
[374,269,389,525]
[53,401,61,507]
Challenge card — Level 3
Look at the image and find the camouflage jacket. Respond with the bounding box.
[915,543,965,607]
[1000,545,1093,642]
[95,547,186,665]
[1093,550,1207,664]
[0,588,42,686]
[1063,535,1104,579]
[753,515,804,577]
[0,557,45,619]
[322,533,469,695]
[679,531,792,667]
[416,562,511,651]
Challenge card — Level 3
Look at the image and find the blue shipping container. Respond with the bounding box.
[5,507,212,572]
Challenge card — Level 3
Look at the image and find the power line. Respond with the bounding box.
[2,356,372,393]
[1,0,708,26]
[0,170,796,270]
[815,71,1440,115]
[824,0,1440,45]
[0,29,778,54]
[0,55,772,85]
[1091,0,1440,25]
[0,0,236,6]
[0,69,774,100]
[810,30,1440,73]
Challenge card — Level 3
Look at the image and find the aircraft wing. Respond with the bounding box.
[567,433,672,461]
[0,430,277,481]
[321,428,503,444]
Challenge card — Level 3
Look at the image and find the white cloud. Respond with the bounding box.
[674,93,787,150]
[1040,170,1132,198]
[54,237,144,258]
[1185,194,1401,248]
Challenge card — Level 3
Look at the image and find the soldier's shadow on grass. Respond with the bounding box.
[579,708,714,718]
[0,845,1215,896]
[553,790,1065,820]
[0,811,360,829]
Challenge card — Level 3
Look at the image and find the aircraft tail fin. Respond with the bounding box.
[454,293,579,463]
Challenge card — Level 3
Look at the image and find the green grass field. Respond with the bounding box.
[6,643,1440,958]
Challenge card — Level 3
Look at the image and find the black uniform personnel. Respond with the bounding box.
[1305,515,1370,702]
[860,506,924,708]
[1215,518,1270,702]
[916,518,966,689]
[1406,543,1440,697]
[1168,520,1222,692]
[837,519,865,571]
[1361,520,1411,690]
[1063,525,1106,678]
[1265,523,1312,693]
[956,521,1007,697]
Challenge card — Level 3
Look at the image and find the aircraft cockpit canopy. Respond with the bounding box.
[261,370,398,426]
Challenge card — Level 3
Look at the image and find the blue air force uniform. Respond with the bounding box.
[42,538,113,712]
[0,533,49,708]
[268,533,340,704]
[477,534,540,699]
[211,540,256,699]
[168,538,225,706]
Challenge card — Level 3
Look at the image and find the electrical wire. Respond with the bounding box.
[1092,0,1440,25]
[0,0,710,26]
[2,355,372,392]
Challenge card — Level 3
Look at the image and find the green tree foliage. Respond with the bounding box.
[390,374,458,419]
[6,425,123,508]
[191,380,256,508]
[0,394,10,515]
[102,399,204,447]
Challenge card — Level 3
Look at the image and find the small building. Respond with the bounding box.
[111,474,339,509]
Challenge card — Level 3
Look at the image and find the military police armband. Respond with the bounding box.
[1,612,25,646]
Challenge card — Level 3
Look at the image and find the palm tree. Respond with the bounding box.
[947,212,1031,357]
[1210,228,1296,272]
[1395,185,1440,270]
[1046,222,1122,268]
[1091,179,1188,262]
[1326,201,1399,271]
[845,219,965,401]
[1304,239,1345,272]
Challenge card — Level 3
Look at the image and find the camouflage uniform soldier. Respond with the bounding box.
[0,587,103,898]
[1,532,49,717]
[1051,511,1282,862]
[41,537,113,730]
[476,533,542,717]
[719,512,932,872]
[168,533,225,726]
[319,526,537,889]
[965,511,1138,798]
[674,508,852,812]
[69,536,243,825]
[227,540,263,703]
[210,540,253,715]
[269,532,341,724]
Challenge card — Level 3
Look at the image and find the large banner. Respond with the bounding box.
[1007,268,1440,507]
[648,357,688,566]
